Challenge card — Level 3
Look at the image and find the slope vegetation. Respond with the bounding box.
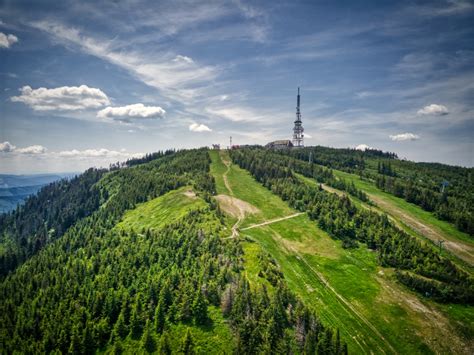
[209,149,473,354]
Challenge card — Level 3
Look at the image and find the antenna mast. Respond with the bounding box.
[292,87,304,147]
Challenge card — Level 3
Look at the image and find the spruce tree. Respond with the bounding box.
[141,320,157,353]
[158,331,172,355]
[180,328,195,355]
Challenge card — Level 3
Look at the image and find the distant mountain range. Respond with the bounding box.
[0,173,78,213]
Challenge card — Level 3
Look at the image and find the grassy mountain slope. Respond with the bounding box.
[1,149,344,354]
[209,149,473,354]
[329,168,474,265]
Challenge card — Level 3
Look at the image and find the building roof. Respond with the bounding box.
[265,140,293,148]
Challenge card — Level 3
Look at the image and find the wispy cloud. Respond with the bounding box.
[30,21,219,105]
[58,148,143,159]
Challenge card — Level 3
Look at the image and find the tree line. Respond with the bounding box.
[275,146,474,236]
[230,148,473,304]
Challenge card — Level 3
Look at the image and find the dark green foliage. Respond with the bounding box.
[158,331,172,355]
[231,148,473,304]
[181,328,195,355]
[0,168,105,276]
[279,146,473,235]
[0,148,346,354]
[141,320,157,353]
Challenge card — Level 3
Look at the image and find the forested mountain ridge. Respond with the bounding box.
[1,147,472,354]
[0,149,344,354]
[277,146,474,235]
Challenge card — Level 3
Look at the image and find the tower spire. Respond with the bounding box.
[292,87,304,147]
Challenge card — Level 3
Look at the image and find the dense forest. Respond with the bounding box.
[276,146,474,235]
[0,168,105,277]
[0,149,344,354]
[230,148,473,304]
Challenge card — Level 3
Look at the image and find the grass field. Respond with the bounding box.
[209,149,473,354]
[327,169,474,267]
[116,186,207,231]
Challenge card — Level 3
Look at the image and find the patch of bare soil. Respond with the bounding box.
[321,184,345,197]
[183,190,196,199]
[215,194,259,218]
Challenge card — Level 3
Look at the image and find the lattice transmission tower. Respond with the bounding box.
[292,87,304,147]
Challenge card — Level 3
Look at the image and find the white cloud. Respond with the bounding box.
[189,123,212,132]
[389,133,420,141]
[0,142,47,154]
[417,104,449,115]
[16,145,48,154]
[173,55,194,64]
[0,141,16,152]
[304,133,312,139]
[58,148,143,159]
[11,85,110,111]
[355,144,373,151]
[97,103,166,121]
[0,32,18,48]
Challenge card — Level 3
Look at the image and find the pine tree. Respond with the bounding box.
[112,340,123,355]
[141,320,157,353]
[68,326,81,355]
[129,303,142,339]
[158,331,172,355]
[112,312,128,341]
[180,328,195,355]
[192,290,208,325]
[154,298,166,334]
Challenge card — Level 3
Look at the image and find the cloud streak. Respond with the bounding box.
[30,21,219,105]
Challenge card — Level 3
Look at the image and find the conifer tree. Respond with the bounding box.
[158,331,172,355]
[141,320,157,353]
[180,328,195,355]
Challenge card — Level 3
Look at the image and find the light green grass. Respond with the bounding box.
[209,150,229,195]
[332,169,473,246]
[297,172,474,273]
[116,186,207,231]
[209,150,294,227]
[210,150,472,354]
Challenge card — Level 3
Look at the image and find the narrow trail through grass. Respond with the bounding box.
[211,151,395,353]
[241,212,305,231]
[314,167,474,268]
[209,149,473,355]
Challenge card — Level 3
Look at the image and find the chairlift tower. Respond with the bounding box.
[292,87,304,147]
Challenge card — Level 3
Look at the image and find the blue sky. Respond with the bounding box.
[0,0,473,173]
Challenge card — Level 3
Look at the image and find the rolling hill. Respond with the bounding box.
[0,147,472,354]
